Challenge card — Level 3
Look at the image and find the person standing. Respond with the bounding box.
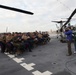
[72,31,76,53]
[64,27,73,56]
[0,33,6,53]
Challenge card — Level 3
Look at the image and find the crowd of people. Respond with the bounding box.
[0,31,50,56]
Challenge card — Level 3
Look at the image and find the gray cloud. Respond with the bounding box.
[0,0,76,32]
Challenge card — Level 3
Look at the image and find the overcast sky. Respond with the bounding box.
[0,0,76,32]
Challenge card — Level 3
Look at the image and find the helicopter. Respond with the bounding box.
[0,4,34,15]
[59,8,76,42]
[51,8,76,43]
[52,20,66,39]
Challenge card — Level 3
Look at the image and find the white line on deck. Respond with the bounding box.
[20,63,35,71]
[4,53,53,75]
[13,57,24,63]
[32,70,53,75]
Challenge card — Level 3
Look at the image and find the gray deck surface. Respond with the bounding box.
[0,34,76,75]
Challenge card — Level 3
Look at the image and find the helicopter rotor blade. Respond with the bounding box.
[62,8,76,28]
[52,21,66,23]
[52,21,58,22]
[0,4,34,15]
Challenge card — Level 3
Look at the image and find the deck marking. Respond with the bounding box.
[13,57,24,63]
[20,63,35,71]
[7,54,15,58]
[4,53,53,75]
[32,70,52,75]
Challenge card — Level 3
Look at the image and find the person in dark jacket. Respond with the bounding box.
[0,34,6,53]
[64,27,73,56]
[72,31,76,53]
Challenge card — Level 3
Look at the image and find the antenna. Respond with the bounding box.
[6,27,8,33]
